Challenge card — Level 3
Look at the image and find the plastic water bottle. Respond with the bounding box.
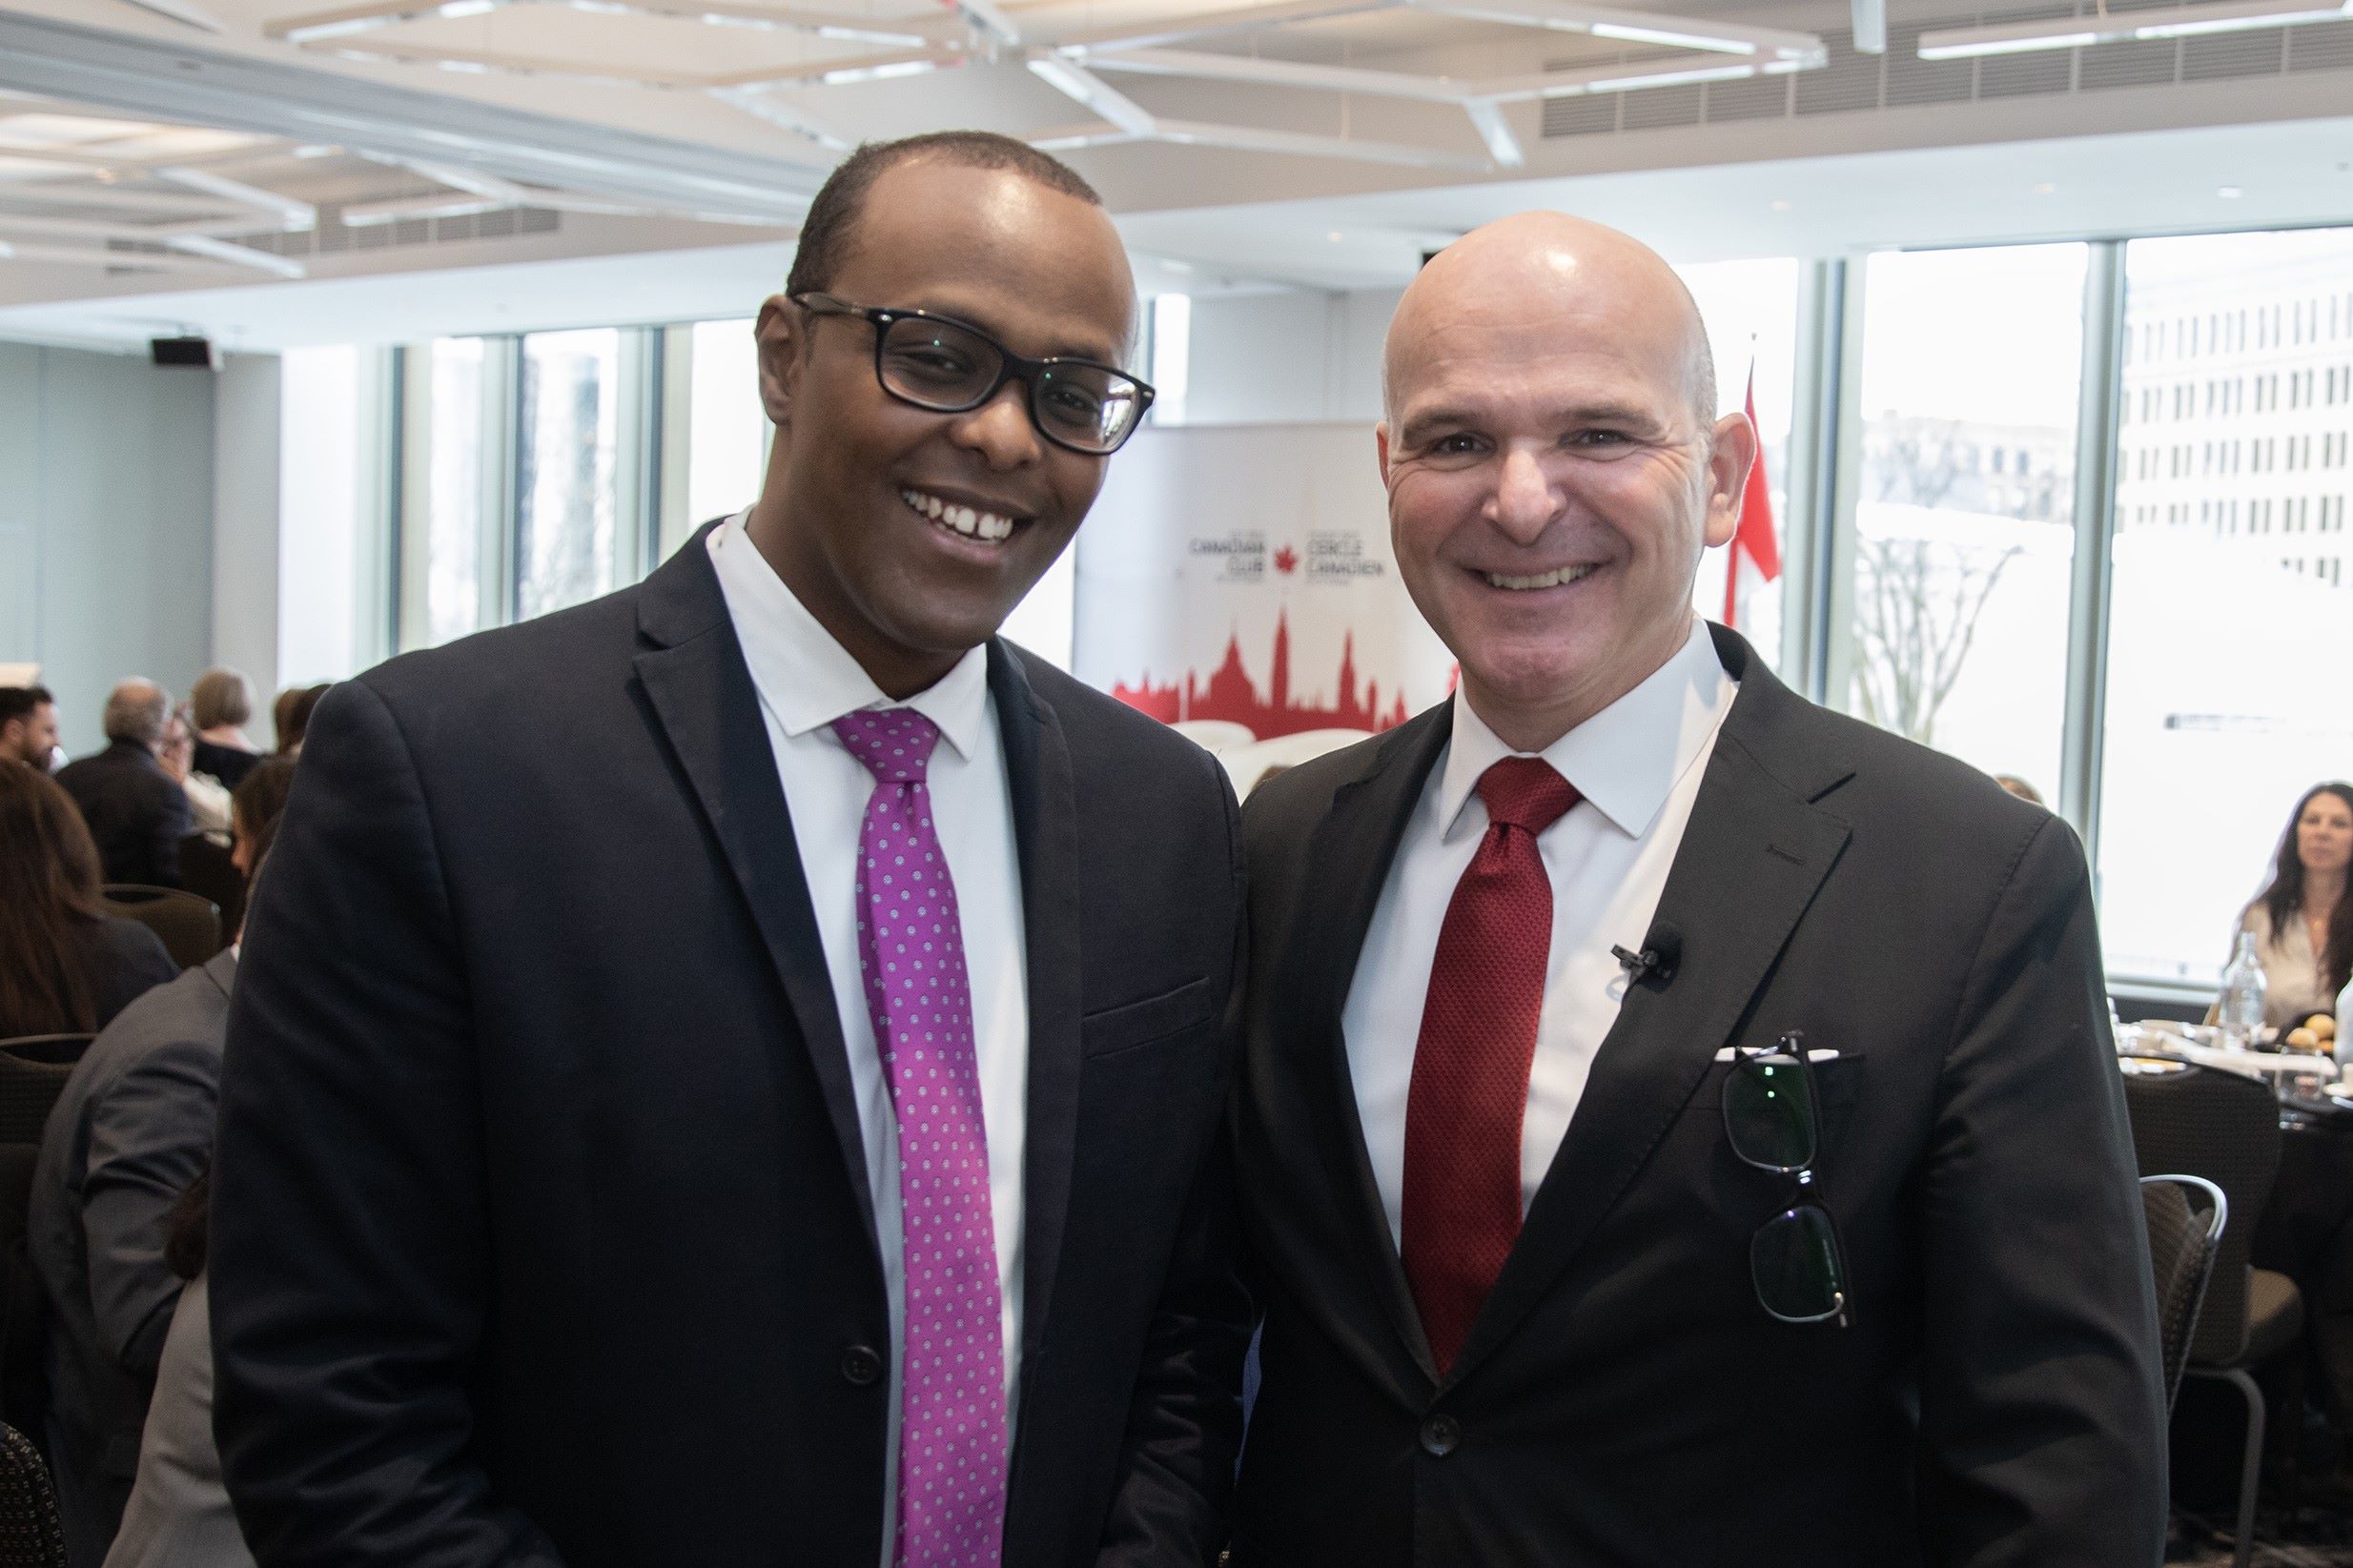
[2217,929,2268,1050]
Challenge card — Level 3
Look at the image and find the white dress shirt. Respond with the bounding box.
[707,515,1030,1558]
[1342,619,1736,1249]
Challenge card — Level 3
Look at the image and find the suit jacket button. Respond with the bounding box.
[841,1346,884,1387]
[1420,1415,1462,1456]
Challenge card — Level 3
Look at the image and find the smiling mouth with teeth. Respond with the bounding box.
[902,487,1019,544]
[1483,563,1598,591]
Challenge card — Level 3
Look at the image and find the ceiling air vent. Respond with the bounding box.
[1543,2,2353,139]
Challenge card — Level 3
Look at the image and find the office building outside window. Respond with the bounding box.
[2098,226,2353,986]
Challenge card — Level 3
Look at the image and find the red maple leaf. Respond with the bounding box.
[1274,544,1299,574]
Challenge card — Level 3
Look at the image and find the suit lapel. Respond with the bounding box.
[989,643,1084,1367]
[631,529,879,1250]
[1445,631,1853,1384]
[1284,706,1454,1390]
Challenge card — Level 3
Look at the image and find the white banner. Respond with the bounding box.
[1074,423,1456,742]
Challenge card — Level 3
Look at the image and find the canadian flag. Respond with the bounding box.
[1722,369,1781,631]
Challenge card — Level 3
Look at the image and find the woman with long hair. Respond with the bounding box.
[2229,781,2353,1028]
[0,763,177,1039]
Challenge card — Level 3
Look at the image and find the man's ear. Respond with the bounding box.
[755,295,806,431]
[1701,410,1760,550]
[1375,420,1394,487]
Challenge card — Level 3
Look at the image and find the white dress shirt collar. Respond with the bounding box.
[706,511,990,764]
[1438,618,1726,844]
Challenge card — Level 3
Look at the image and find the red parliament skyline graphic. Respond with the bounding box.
[1113,611,1412,739]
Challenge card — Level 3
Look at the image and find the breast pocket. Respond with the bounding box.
[1080,974,1217,1058]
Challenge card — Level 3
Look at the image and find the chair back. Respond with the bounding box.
[2139,1173,2226,1410]
[100,886,219,971]
[0,1424,66,1568]
[0,1037,83,1442]
[174,834,244,955]
[0,1041,87,1150]
[2123,1063,2281,1363]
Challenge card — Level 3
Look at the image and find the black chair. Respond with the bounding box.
[99,886,219,971]
[174,833,244,955]
[2124,1062,2301,1568]
[0,1037,83,1446]
[2141,1172,2226,1412]
[0,1040,88,1151]
[0,1424,66,1568]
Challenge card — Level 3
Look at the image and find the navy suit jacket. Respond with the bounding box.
[211,529,1249,1568]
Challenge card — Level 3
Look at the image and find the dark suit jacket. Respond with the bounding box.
[211,529,1249,1568]
[30,948,233,1568]
[56,742,190,889]
[1232,625,2167,1568]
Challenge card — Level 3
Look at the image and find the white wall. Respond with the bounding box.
[0,340,215,755]
[1177,286,1402,427]
[211,352,282,709]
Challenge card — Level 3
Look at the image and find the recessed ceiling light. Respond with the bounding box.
[2217,185,2243,198]
[1769,199,1793,212]
[2032,181,2057,194]
[1327,230,1344,241]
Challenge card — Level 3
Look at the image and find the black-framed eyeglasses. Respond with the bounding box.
[791,292,1155,457]
[1723,1032,1851,1328]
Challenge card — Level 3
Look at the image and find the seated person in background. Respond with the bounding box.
[186,671,261,792]
[101,1165,249,1568]
[2,684,61,771]
[55,682,192,889]
[200,760,297,949]
[29,833,277,1564]
[268,683,326,757]
[0,764,177,1041]
[2224,781,2353,1028]
[158,713,231,846]
[227,759,295,886]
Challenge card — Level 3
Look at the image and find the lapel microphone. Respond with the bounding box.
[1610,924,1684,987]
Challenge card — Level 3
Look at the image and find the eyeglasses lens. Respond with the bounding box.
[1723,1057,1818,1173]
[878,316,1139,454]
[1749,1203,1845,1322]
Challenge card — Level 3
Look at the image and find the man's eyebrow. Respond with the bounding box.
[906,297,1128,365]
[1397,404,1483,441]
[1398,397,1663,441]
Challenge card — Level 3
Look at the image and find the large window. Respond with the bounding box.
[420,336,497,648]
[2097,227,2353,986]
[1843,244,2088,803]
[516,328,627,621]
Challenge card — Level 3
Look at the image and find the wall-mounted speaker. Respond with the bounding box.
[149,336,218,369]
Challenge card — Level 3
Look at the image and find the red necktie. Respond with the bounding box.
[1400,755,1579,1374]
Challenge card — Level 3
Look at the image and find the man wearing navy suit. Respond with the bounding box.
[1232,213,2167,1565]
[212,132,1247,1568]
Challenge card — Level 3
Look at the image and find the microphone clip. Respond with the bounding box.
[1611,929,1682,987]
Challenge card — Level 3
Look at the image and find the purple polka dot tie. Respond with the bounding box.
[833,708,1009,1568]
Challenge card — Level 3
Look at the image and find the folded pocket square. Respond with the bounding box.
[1714,1047,1842,1063]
